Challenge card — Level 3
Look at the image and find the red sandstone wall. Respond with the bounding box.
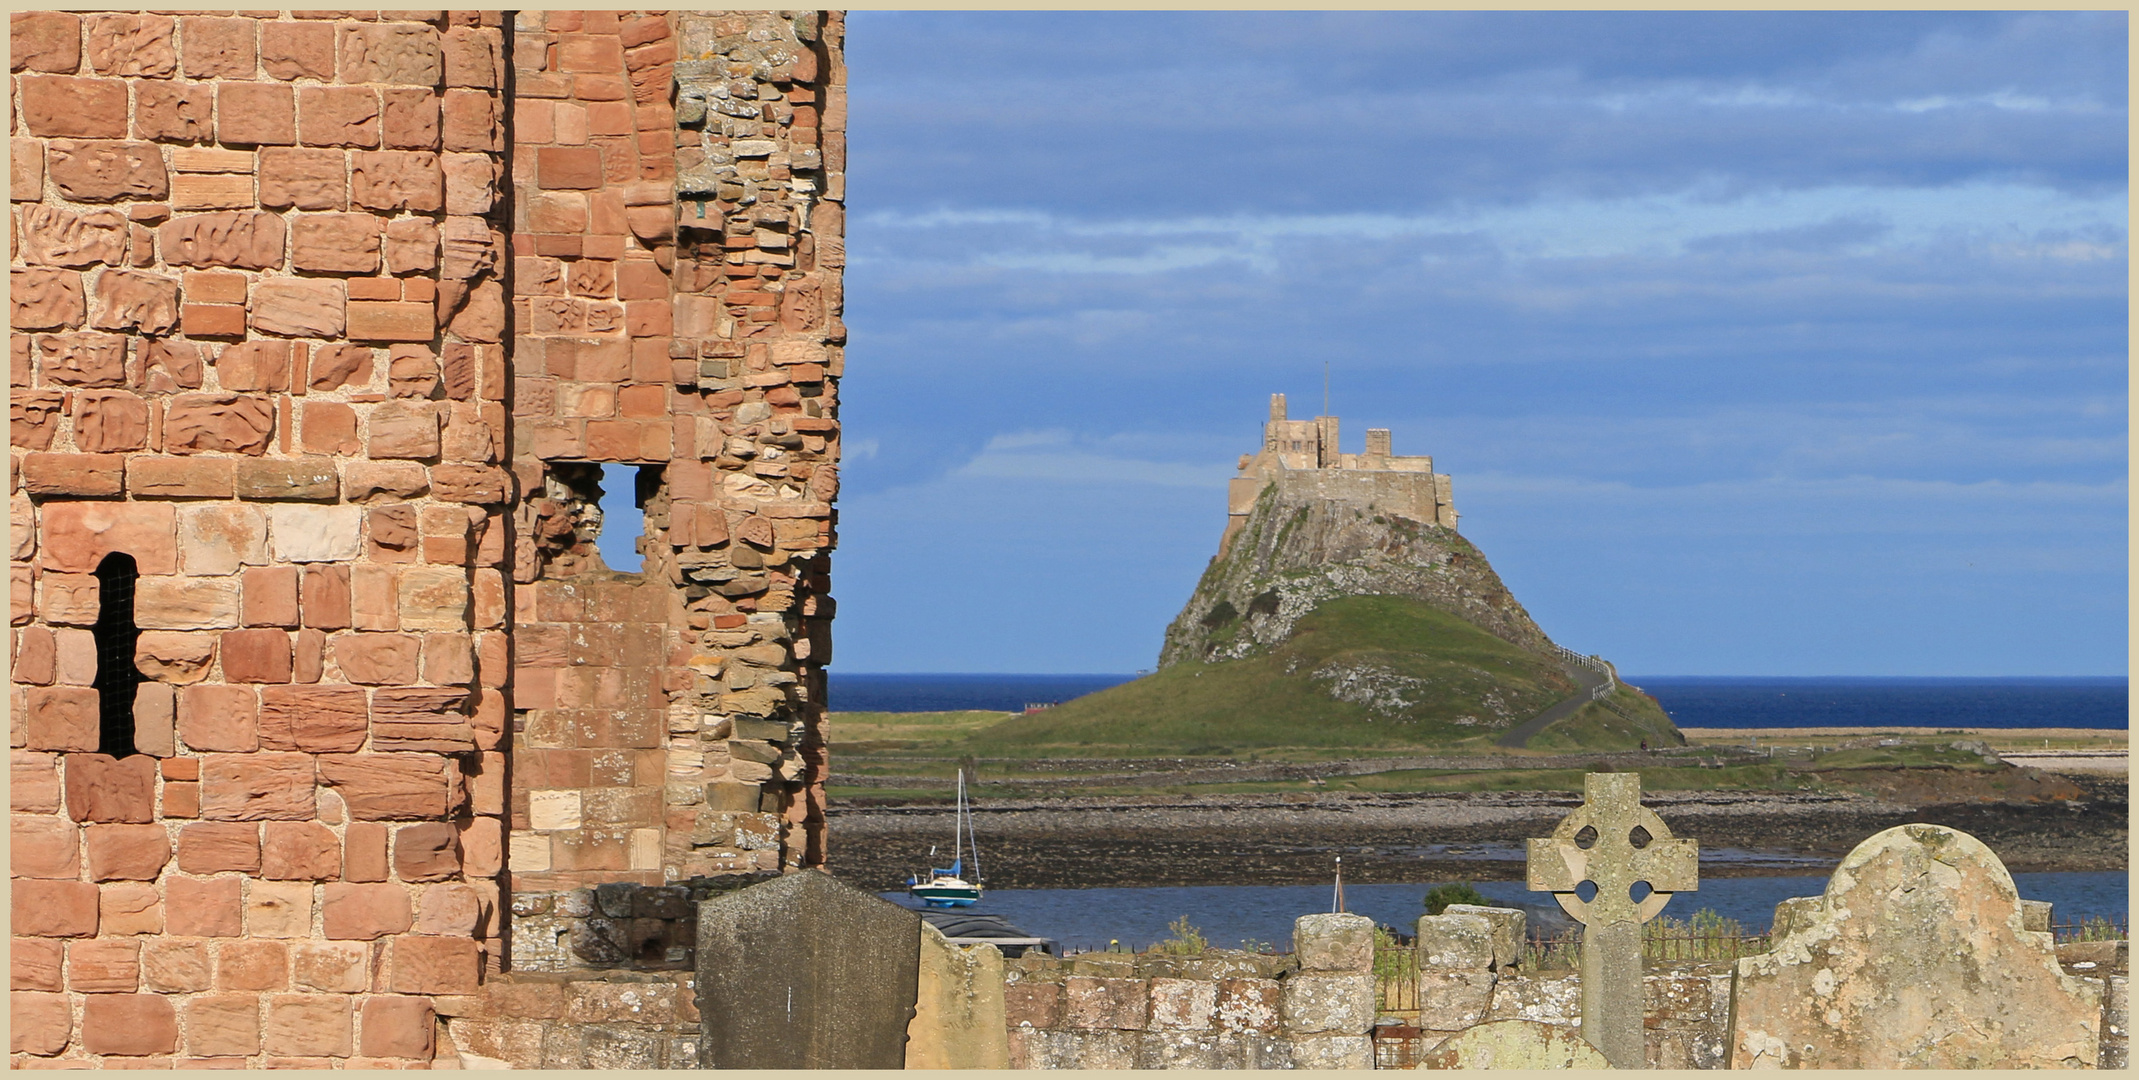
[10,10,509,1065]
[505,9,844,891]
[11,7,847,1068]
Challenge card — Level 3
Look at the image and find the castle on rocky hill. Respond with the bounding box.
[1222,394,1457,553]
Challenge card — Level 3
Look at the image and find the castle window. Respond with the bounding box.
[92,552,143,757]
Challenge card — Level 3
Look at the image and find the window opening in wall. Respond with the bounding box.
[594,463,653,574]
[92,552,143,757]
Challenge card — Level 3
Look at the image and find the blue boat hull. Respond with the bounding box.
[910,884,982,908]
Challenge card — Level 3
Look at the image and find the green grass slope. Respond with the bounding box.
[966,595,1583,756]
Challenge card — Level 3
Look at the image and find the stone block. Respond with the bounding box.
[262,21,335,81]
[39,501,177,574]
[14,878,100,937]
[167,878,242,940]
[20,452,125,497]
[247,879,314,938]
[142,939,212,992]
[390,935,482,995]
[14,937,65,991]
[178,504,268,576]
[265,994,353,1057]
[65,752,158,822]
[1418,969,1500,1031]
[219,82,296,146]
[339,23,443,85]
[181,17,256,79]
[215,341,292,392]
[298,86,380,149]
[292,942,369,993]
[135,82,214,141]
[361,996,436,1060]
[259,147,348,210]
[130,457,235,498]
[81,994,179,1056]
[12,816,81,878]
[218,938,290,991]
[257,685,368,752]
[263,820,342,881]
[185,994,263,1058]
[69,936,143,993]
[18,206,131,267]
[137,575,241,630]
[1281,972,1375,1036]
[37,330,126,385]
[200,752,316,820]
[349,300,435,341]
[12,11,83,72]
[179,821,262,875]
[251,278,347,337]
[177,684,258,753]
[72,390,150,453]
[27,685,101,751]
[320,752,457,820]
[84,822,171,881]
[352,150,443,212]
[333,632,421,684]
[1417,910,1497,971]
[12,268,86,329]
[46,139,169,201]
[90,269,180,333]
[323,883,412,940]
[160,211,285,270]
[267,504,363,563]
[20,76,130,139]
[11,990,72,1055]
[165,393,275,455]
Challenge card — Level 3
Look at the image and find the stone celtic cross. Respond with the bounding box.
[1526,772,1697,1068]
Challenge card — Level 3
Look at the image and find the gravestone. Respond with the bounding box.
[696,869,922,1069]
[1417,1019,1610,1069]
[1728,823,2101,1069]
[1526,772,1697,1068]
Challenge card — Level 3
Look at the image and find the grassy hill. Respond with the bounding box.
[966,595,1613,755]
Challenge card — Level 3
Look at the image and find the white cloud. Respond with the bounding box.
[951,430,1233,488]
[857,181,2126,274]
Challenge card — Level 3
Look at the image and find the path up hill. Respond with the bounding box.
[976,484,1682,754]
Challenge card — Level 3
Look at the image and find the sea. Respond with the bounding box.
[883,874,2130,954]
[843,673,2128,945]
[830,673,2131,729]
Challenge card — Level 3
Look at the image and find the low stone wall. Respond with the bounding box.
[432,970,697,1069]
[1002,913,1376,1070]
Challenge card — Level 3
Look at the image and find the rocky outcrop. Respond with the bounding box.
[1161,483,1555,669]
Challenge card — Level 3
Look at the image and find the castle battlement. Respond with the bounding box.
[1221,393,1457,553]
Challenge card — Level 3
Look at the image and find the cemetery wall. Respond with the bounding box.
[1001,914,1377,1070]
[10,8,845,1068]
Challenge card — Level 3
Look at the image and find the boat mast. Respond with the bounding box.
[966,770,982,884]
[952,769,964,872]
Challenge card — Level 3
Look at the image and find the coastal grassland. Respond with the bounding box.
[958,595,1576,755]
[1523,681,1684,752]
[826,710,1010,753]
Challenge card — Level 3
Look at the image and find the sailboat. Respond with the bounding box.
[907,769,983,908]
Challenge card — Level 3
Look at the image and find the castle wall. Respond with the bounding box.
[10,9,845,1067]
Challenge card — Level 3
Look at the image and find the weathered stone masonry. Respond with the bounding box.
[10,10,844,1067]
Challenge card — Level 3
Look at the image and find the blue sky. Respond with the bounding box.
[613,12,2129,676]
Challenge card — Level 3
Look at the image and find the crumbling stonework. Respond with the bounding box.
[11,9,844,1068]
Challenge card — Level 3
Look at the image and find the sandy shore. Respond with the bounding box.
[824,774,2127,891]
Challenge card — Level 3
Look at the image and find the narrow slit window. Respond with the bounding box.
[92,552,143,758]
